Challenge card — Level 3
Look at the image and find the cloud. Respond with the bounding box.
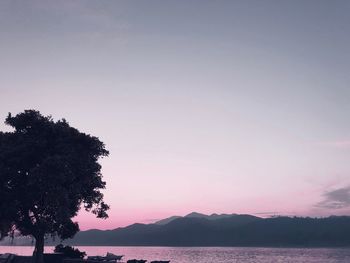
[316,186,350,209]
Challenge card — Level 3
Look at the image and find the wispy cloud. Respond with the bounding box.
[316,186,350,209]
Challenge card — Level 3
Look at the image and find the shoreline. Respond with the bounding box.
[1,245,350,249]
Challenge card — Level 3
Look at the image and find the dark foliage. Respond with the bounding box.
[54,244,86,259]
[0,110,109,263]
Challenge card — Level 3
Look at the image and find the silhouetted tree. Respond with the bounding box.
[0,110,109,263]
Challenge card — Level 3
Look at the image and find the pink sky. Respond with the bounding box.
[1,1,350,230]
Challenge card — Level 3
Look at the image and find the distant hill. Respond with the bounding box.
[154,212,237,225]
[66,214,350,247]
[2,213,350,247]
[154,216,181,225]
[185,212,237,220]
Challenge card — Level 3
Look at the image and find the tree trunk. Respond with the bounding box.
[32,234,44,263]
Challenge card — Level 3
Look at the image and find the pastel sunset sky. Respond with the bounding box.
[1,1,350,230]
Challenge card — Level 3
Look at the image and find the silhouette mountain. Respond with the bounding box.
[155,212,237,225]
[154,216,181,225]
[67,214,350,247]
[2,213,350,247]
[184,212,208,218]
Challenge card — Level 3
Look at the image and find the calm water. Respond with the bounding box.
[1,246,350,263]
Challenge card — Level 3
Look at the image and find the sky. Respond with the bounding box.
[0,0,350,230]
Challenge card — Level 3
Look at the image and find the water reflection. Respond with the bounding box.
[1,246,350,263]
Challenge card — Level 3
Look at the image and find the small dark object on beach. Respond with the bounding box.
[54,244,86,259]
[127,260,147,263]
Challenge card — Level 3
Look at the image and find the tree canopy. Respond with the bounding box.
[0,110,109,263]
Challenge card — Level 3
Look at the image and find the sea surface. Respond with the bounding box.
[1,246,350,263]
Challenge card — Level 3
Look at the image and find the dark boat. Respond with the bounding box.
[127,260,147,263]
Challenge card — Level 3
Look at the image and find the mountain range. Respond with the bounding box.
[153,212,237,225]
[2,212,350,247]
